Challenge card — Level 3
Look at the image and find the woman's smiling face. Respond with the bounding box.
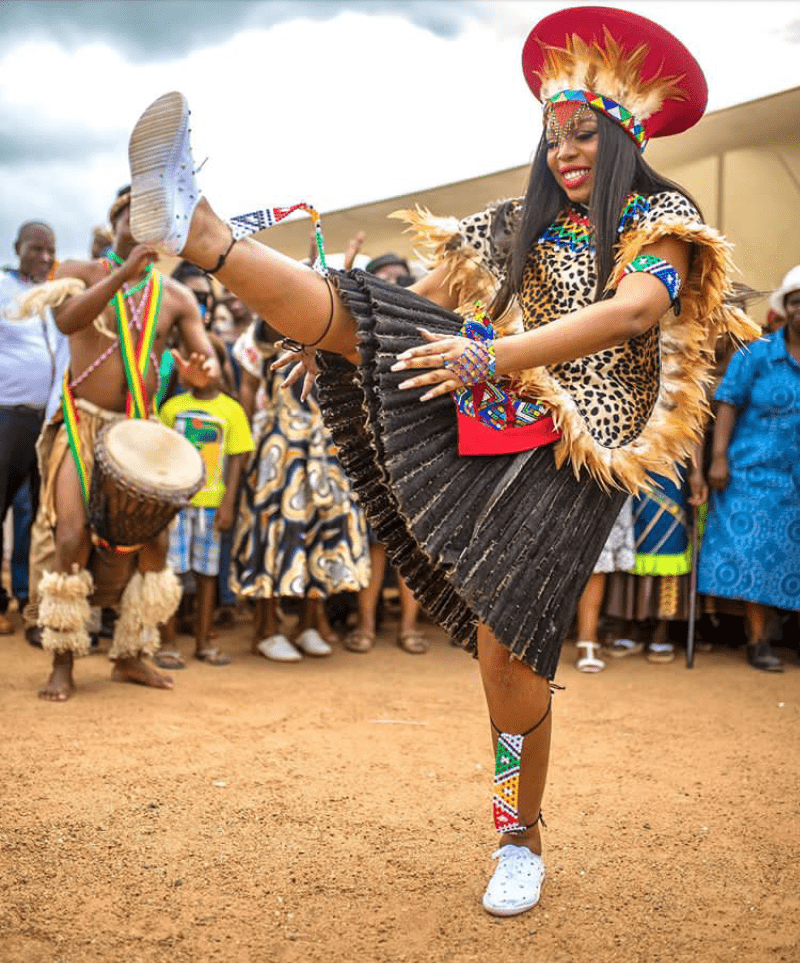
[545,109,600,205]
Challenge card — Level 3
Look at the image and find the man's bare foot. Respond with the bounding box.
[111,656,174,689]
[39,651,75,702]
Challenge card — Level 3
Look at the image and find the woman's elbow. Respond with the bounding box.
[618,299,663,339]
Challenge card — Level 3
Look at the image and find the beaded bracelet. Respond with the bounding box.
[624,253,682,311]
[444,339,496,385]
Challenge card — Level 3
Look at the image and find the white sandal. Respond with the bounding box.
[575,640,605,673]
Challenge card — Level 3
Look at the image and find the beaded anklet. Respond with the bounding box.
[491,698,552,835]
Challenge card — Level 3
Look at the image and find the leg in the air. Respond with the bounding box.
[128,92,357,357]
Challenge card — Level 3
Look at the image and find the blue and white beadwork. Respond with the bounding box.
[623,253,682,304]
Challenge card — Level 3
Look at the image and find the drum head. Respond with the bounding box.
[102,419,204,494]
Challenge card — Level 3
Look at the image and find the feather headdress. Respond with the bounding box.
[523,6,707,150]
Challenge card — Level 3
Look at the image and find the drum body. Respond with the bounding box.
[88,419,205,547]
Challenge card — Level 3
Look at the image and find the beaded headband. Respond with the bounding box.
[545,88,648,152]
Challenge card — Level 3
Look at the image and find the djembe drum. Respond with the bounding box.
[88,419,205,548]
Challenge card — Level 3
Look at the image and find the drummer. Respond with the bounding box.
[29,186,220,701]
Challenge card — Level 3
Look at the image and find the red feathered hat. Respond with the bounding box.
[522,6,707,150]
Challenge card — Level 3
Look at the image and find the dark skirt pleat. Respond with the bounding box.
[317,270,624,679]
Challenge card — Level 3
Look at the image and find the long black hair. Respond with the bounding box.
[490,110,700,320]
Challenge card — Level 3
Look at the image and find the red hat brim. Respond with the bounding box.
[522,5,708,138]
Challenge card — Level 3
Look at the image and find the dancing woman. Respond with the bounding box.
[125,6,757,916]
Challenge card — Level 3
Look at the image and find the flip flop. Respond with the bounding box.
[576,640,605,673]
[397,630,430,655]
[195,648,231,666]
[344,628,375,653]
[606,638,644,658]
[153,649,187,670]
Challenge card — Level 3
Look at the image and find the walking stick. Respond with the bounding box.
[686,504,699,668]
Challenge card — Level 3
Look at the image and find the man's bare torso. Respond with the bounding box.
[59,257,192,413]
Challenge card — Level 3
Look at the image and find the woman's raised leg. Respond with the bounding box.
[128,92,358,358]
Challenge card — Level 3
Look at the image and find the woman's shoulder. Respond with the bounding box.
[618,190,702,236]
[457,198,522,273]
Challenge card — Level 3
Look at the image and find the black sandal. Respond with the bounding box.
[746,641,784,672]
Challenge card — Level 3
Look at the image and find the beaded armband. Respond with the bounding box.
[445,339,496,386]
[623,253,682,312]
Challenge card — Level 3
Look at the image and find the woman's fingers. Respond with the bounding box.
[280,362,305,389]
[271,350,296,371]
[420,380,460,402]
[301,370,316,402]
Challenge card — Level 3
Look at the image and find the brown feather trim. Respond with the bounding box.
[389,207,523,334]
[538,28,685,122]
[514,220,761,495]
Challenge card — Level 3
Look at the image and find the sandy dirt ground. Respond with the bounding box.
[1,607,799,963]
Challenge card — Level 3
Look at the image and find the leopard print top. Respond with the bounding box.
[457,190,700,450]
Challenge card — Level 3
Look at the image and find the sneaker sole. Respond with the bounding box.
[129,91,188,244]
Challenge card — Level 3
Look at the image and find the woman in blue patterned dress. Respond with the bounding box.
[698,266,800,671]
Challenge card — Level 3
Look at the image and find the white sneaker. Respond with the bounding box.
[128,91,200,254]
[294,628,333,657]
[482,845,546,917]
[257,634,302,663]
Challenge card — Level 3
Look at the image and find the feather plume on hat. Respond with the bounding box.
[537,28,685,127]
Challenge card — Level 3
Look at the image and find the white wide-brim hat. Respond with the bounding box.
[769,265,800,317]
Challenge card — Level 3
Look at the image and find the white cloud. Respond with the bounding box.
[0,1,798,259]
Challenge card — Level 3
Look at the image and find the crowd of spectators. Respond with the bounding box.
[1,211,798,693]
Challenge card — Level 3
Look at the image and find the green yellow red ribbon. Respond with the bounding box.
[112,269,163,418]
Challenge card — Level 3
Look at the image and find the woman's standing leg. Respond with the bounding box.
[575,571,607,672]
[745,600,784,671]
[477,624,552,916]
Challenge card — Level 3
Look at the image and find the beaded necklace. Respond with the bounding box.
[105,251,153,297]
[69,274,152,389]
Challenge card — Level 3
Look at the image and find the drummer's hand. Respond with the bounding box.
[272,343,319,402]
[119,243,159,281]
[172,350,215,389]
[215,501,234,532]
[391,329,473,401]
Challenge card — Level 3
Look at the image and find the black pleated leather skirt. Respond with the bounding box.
[317,270,624,679]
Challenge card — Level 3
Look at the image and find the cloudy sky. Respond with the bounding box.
[1,0,798,261]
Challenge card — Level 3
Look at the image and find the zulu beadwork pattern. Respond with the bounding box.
[451,313,548,430]
[624,253,682,304]
[539,207,593,252]
[444,340,495,385]
[547,89,648,151]
[539,194,651,253]
[229,203,328,274]
[493,731,526,834]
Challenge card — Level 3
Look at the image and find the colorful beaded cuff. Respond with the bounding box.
[623,253,682,304]
[547,89,647,151]
[444,338,496,386]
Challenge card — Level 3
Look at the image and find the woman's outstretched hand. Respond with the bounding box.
[391,329,480,402]
[272,343,319,402]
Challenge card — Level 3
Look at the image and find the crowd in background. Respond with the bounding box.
[1,212,798,688]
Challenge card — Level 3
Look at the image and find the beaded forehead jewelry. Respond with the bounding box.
[544,100,596,149]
